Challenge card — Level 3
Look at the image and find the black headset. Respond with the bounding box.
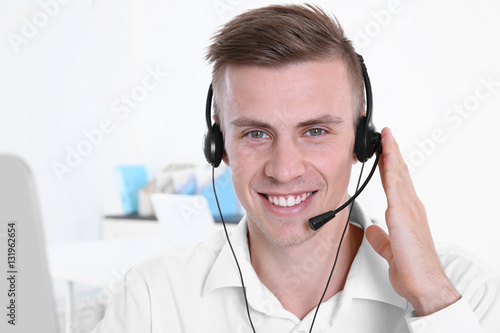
[203,84,224,167]
[203,54,380,167]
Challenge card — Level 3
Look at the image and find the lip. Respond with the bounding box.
[258,190,317,218]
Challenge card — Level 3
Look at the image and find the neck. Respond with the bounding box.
[248,210,364,320]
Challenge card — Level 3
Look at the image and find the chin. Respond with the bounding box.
[257,219,318,247]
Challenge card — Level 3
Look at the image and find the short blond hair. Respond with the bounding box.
[205,3,365,127]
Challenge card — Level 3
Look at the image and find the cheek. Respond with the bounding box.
[225,142,260,197]
[315,144,354,185]
[225,137,249,172]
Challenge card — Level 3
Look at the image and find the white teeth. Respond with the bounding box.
[266,192,312,208]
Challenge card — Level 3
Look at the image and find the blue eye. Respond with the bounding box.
[248,131,269,139]
[305,128,325,136]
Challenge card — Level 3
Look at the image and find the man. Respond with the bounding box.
[94,4,499,332]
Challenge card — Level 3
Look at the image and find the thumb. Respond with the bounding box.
[366,225,393,263]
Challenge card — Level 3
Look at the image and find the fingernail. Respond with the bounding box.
[387,128,394,142]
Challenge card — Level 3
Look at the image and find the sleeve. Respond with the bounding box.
[405,245,500,333]
[405,298,483,332]
[92,268,152,333]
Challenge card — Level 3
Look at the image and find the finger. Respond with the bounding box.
[366,225,393,264]
[379,128,417,207]
[381,128,414,184]
[379,128,404,203]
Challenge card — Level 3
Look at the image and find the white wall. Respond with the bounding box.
[1,0,499,275]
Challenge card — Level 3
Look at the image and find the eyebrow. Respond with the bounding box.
[297,115,345,128]
[230,114,345,131]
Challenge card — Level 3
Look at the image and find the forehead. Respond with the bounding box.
[221,59,354,125]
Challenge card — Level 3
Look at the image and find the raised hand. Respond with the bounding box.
[366,127,461,316]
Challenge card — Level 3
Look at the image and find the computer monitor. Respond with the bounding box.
[0,155,58,332]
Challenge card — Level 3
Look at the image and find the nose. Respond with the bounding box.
[264,137,306,183]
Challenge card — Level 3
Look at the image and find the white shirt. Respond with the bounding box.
[93,203,500,332]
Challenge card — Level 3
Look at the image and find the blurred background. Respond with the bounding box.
[1,0,499,331]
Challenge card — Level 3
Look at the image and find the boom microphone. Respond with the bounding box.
[308,140,382,231]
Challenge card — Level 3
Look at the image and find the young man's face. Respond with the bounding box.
[221,59,358,247]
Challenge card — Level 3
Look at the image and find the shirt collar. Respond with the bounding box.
[203,202,407,319]
[343,201,407,310]
[203,216,253,294]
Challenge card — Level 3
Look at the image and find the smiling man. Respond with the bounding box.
[220,59,363,321]
[93,4,499,333]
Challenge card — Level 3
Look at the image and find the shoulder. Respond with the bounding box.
[436,243,500,331]
[437,243,496,280]
[436,243,500,300]
[94,230,233,332]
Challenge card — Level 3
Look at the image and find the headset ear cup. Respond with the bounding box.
[354,116,368,162]
[203,131,213,165]
[212,123,224,167]
[204,123,224,167]
[354,116,380,163]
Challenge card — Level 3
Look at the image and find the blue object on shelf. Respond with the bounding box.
[114,165,148,214]
[200,168,242,222]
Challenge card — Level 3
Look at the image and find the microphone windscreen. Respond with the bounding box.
[308,210,336,231]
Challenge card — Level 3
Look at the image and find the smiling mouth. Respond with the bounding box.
[262,192,314,208]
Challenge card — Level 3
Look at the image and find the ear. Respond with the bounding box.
[352,151,358,165]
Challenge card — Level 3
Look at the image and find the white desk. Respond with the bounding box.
[48,237,168,333]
